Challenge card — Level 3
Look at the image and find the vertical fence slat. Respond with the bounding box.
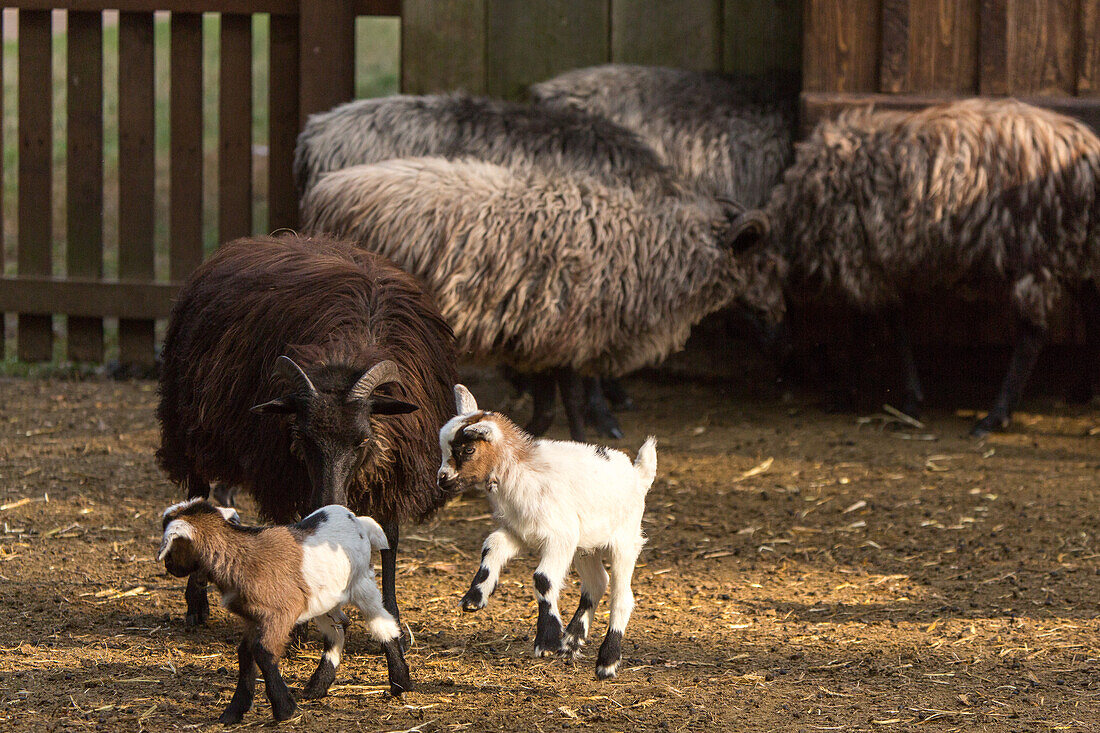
[611,0,719,70]
[118,11,155,366]
[879,0,909,92]
[903,0,979,94]
[723,0,801,76]
[486,0,610,101]
[17,9,53,361]
[401,0,487,94]
[1006,0,1075,95]
[67,10,104,362]
[268,12,299,231]
[979,0,1008,95]
[170,12,203,279]
[218,13,252,243]
[802,0,882,93]
[299,0,355,125]
[1080,1,1100,96]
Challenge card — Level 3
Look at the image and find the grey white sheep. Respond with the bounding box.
[763,97,1100,435]
[531,64,796,207]
[301,157,782,441]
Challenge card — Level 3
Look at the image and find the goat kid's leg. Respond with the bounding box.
[301,611,346,700]
[380,520,400,624]
[972,320,1048,437]
[532,545,575,657]
[252,624,296,722]
[555,368,588,441]
[353,580,412,697]
[461,529,521,611]
[523,371,557,436]
[596,544,639,680]
[219,635,258,724]
[562,551,609,660]
[583,377,625,440]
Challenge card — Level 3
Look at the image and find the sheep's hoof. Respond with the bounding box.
[184,609,208,628]
[560,634,585,662]
[271,700,297,722]
[970,414,1008,438]
[218,707,246,725]
[534,641,566,658]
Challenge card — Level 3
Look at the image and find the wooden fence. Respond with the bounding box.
[0,0,398,365]
[0,0,800,366]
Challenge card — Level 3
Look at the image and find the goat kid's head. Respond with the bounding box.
[251,356,419,509]
[437,384,506,495]
[716,204,790,357]
[157,498,239,577]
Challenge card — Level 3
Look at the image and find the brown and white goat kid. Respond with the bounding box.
[437,385,657,679]
[158,498,410,724]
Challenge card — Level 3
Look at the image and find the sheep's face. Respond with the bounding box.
[718,207,789,354]
[251,357,419,509]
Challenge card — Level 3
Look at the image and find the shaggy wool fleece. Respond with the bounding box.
[301,158,781,377]
[766,98,1100,329]
[293,93,680,199]
[531,64,796,207]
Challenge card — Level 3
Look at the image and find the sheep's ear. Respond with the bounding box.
[462,420,497,442]
[724,209,770,253]
[454,384,478,414]
[157,519,194,561]
[216,506,241,525]
[250,395,296,414]
[370,396,420,415]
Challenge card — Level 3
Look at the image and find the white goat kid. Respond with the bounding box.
[437,384,657,679]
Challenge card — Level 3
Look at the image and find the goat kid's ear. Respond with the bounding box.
[216,506,241,524]
[462,420,497,442]
[724,209,770,253]
[250,395,296,414]
[454,384,478,414]
[370,396,420,415]
[157,519,194,561]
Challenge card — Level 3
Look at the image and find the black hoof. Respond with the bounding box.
[271,700,297,722]
[184,609,208,628]
[218,707,246,725]
[299,684,327,701]
[460,590,485,612]
[970,414,1008,438]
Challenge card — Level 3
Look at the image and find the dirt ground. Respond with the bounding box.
[2,369,1100,732]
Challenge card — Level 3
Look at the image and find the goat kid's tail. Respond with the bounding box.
[357,515,390,551]
[634,436,658,492]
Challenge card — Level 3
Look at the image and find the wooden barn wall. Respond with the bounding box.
[803,0,1100,345]
[400,0,802,99]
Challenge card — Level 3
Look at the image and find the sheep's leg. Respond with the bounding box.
[184,571,210,627]
[353,580,412,696]
[596,544,639,680]
[885,307,924,419]
[218,635,258,724]
[379,519,400,625]
[301,611,346,700]
[183,471,211,626]
[461,528,521,611]
[583,377,625,439]
[601,378,635,411]
[555,368,588,441]
[972,320,1048,437]
[252,624,296,722]
[822,313,868,413]
[532,544,574,657]
[1073,281,1100,404]
[561,551,609,660]
[523,371,557,436]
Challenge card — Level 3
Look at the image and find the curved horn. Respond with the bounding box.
[726,208,771,253]
[348,360,403,402]
[275,355,318,398]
